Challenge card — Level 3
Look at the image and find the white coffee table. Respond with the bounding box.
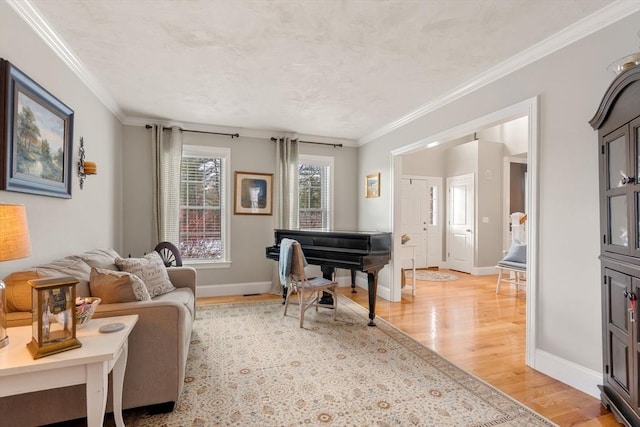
[0,314,138,427]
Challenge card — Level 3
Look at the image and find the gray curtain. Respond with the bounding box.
[271,137,299,294]
[151,124,183,245]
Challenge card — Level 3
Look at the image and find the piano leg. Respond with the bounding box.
[350,270,357,293]
[367,271,379,327]
[319,266,335,306]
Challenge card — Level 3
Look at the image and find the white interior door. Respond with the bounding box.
[447,174,474,273]
[401,178,428,268]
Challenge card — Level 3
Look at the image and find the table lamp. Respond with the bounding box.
[0,204,32,349]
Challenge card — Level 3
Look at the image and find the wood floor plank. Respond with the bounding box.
[197,270,620,426]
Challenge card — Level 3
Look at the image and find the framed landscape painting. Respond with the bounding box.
[234,171,273,215]
[1,59,74,198]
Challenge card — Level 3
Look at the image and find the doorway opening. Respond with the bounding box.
[391,96,538,366]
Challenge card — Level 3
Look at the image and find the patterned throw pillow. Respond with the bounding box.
[89,267,151,303]
[114,252,175,297]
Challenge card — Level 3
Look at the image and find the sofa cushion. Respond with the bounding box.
[115,252,176,297]
[89,267,151,303]
[2,270,42,312]
[34,257,93,297]
[152,287,196,320]
[80,248,121,271]
[35,257,92,281]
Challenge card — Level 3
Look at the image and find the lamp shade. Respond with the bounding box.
[0,204,31,262]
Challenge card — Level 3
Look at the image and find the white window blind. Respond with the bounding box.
[180,146,230,261]
[298,155,333,229]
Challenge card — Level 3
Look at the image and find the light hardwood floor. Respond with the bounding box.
[197,271,620,426]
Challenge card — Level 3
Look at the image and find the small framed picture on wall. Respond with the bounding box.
[365,173,380,198]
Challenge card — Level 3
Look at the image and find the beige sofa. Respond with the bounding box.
[0,248,196,426]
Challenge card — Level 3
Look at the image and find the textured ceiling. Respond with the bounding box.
[25,0,615,142]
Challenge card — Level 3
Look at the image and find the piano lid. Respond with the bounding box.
[274,228,391,236]
[272,228,392,253]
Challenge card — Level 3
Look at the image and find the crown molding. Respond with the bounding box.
[13,0,639,146]
[7,0,125,122]
[358,0,640,146]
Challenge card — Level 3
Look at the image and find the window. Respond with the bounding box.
[429,184,438,226]
[179,146,230,263]
[298,155,333,229]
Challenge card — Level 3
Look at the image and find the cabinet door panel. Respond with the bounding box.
[602,127,633,256]
[632,117,640,257]
[604,268,632,400]
[611,332,631,394]
[610,195,629,248]
[609,134,627,189]
[609,272,630,332]
[633,277,640,411]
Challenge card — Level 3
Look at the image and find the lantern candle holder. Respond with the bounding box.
[27,276,82,359]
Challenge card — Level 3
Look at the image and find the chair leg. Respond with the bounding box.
[496,269,503,293]
[333,289,337,321]
[283,285,293,316]
[299,288,308,328]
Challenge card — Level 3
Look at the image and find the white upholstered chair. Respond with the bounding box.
[283,241,338,327]
[496,240,527,294]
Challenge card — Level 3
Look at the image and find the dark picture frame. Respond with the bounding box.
[234,171,273,215]
[0,59,74,198]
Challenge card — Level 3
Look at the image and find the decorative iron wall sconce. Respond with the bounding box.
[77,137,97,189]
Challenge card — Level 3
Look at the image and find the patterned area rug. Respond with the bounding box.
[405,270,459,282]
[120,297,553,426]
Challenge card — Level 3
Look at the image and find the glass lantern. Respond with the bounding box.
[0,280,7,349]
[27,276,81,359]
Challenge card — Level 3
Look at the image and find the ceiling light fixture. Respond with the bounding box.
[607,30,640,75]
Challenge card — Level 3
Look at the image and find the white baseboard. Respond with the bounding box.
[349,275,392,300]
[196,281,273,298]
[534,349,601,399]
[437,263,498,276]
[472,266,499,276]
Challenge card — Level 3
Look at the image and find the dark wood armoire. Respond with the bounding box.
[590,63,640,426]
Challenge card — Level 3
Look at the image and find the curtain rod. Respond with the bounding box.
[145,124,239,139]
[270,137,343,148]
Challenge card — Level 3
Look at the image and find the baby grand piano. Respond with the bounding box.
[265,229,392,326]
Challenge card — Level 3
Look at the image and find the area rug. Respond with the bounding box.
[120,297,553,426]
[405,270,459,282]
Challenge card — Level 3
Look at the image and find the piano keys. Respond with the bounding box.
[265,229,392,326]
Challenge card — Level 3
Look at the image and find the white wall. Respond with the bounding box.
[122,125,359,292]
[401,144,446,176]
[476,141,504,267]
[1,2,123,275]
[359,11,640,394]
[502,116,529,156]
[445,139,478,176]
